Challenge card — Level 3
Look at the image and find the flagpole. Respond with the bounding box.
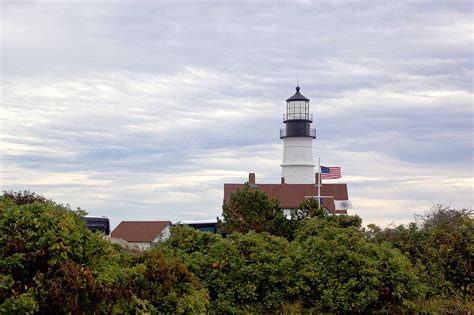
[318,157,321,205]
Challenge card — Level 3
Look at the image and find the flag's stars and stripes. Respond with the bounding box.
[320,166,341,179]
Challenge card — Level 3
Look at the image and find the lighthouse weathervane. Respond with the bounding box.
[280,86,317,184]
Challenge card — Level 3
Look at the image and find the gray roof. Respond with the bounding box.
[286,86,309,102]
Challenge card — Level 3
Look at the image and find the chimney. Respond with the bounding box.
[248,173,256,186]
[281,177,285,184]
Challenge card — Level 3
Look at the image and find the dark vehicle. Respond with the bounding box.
[175,219,219,233]
[83,217,110,235]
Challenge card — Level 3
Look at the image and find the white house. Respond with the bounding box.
[111,221,171,250]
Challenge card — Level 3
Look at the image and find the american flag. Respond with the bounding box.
[320,166,341,179]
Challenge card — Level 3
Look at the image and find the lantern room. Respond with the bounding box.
[280,86,316,139]
[284,86,312,122]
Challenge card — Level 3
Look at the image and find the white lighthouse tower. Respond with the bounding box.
[280,86,316,184]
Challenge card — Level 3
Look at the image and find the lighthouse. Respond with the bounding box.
[224,85,351,214]
[280,86,316,184]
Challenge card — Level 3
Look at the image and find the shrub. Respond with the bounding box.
[0,196,208,314]
[164,224,424,313]
[296,222,423,312]
[369,205,473,300]
[163,226,300,313]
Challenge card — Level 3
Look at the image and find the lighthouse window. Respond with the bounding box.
[287,100,309,120]
[287,102,293,119]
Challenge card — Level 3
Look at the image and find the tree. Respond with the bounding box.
[0,197,104,313]
[163,223,424,313]
[290,197,362,241]
[368,205,473,301]
[0,195,208,314]
[162,226,300,313]
[219,184,289,237]
[296,224,423,312]
[2,190,52,205]
[132,250,209,313]
[291,198,328,221]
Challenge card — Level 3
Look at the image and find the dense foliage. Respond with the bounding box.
[0,197,207,314]
[162,224,422,313]
[2,190,52,205]
[1,190,472,313]
[367,205,473,303]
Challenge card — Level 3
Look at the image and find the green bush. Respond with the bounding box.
[295,221,423,312]
[163,226,300,313]
[0,198,101,313]
[2,190,470,313]
[163,223,424,313]
[0,196,208,314]
[369,205,473,300]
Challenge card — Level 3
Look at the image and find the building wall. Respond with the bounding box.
[153,226,171,242]
[110,226,171,251]
[129,242,151,250]
[281,137,315,184]
[117,229,171,251]
[283,209,293,218]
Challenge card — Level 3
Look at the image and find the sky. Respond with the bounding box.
[1,0,472,229]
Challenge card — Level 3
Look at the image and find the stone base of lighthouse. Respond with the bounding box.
[281,137,315,184]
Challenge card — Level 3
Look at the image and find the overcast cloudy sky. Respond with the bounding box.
[1,0,472,228]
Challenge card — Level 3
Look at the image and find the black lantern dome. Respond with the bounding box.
[286,86,309,102]
[280,86,316,139]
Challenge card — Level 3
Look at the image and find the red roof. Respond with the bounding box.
[224,183,349,214]
[111,221,171,242]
